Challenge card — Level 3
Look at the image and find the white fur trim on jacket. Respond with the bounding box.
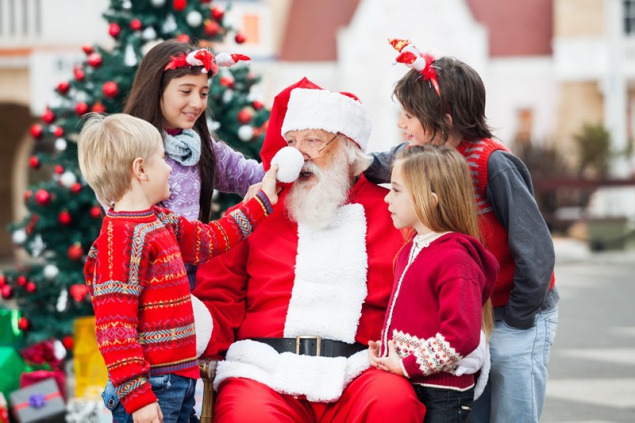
[284,204,368,342]
[213,204,370,400]
[213,340,370,402]
[281,88,372,151]
[191,294,213,358]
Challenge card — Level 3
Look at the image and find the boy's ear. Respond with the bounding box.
[132,157,148,181]
[444,113,453,127]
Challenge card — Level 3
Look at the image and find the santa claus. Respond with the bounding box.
[193,78,426,422]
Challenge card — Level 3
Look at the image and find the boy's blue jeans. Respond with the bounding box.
[414,385,474,423]
[102,374,198,423]
[469,305,558,423]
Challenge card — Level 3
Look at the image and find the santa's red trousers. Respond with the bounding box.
[213,368,426,422]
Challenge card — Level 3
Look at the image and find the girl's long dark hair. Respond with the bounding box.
[124,39,216,221]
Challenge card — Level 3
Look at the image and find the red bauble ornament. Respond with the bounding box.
[54,126,64,137]
[177,34,190,43]
[237,108,254,124]
[18,317,29,330]
[102,81,119,98]
[108,22,121,38]
[57,81,70,95]
[59,211,72,226]
[219,75,234,88]
[42,108,55,124]
[17,275,27,286]
[71,183,82,193]
[0,275,5,287]
[235,32,246,44]
[76,102,89,116]
[1,285,13,299]
[90,206,102,219]
[130,19,142,31]
[24,190,32,202]
[87,53,102,68]
[69,284,89,302]
[91,102,107,114]
[29,156,40,169]
[67,244,84,261]
[30,124,43,140]
[252,100,264,110]
[82,45,94,55]
[25,281,37,293]
[211,6,224,20]
[74,67,85,81]
[62,336,74,351]
[35,189,51,206]
[204,20,220,37]
[54,165,64,174]
[173,0,187,12]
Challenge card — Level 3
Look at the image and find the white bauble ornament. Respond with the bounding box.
[43,264,59,280]
[142,27,157,41]
[162,14,177,33]
[124,44,138,67]
[237,125,254,142]
[53,339,67,360]
[186,11,203,27]
[12,229,26,245]
[55,138,67,151]
[122,0,132,9]
[270,147,305,183]
[151,0,166,7]
[56,289,68,312]
[222,89,234,104]
[60,171,77,188]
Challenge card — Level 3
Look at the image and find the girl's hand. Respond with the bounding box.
[373,340,405,376]
[368,340,381,368]
[243,182,262,204]
[259,164,280,205]
[132,402,163,423]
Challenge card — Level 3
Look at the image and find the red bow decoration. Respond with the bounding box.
[164,49,251,76]
[389,38,440,96]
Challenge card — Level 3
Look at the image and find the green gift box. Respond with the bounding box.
[0,309,23,347]
[0,347,26,399]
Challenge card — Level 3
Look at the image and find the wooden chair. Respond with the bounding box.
[198,359,219,423]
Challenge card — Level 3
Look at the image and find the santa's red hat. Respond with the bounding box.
[261,78,372,170]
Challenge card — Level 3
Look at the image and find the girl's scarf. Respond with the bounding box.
[164,128,201,166]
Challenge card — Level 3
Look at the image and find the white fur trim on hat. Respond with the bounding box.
[281,88,372,151]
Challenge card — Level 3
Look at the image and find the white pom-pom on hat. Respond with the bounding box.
[270,146,305,183]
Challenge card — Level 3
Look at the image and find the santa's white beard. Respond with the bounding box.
[285,153,352,229]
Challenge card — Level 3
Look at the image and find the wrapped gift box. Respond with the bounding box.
[9,378,65,423]
[73,316,108,398]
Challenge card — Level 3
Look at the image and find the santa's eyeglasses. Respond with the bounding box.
[285,133,340,154]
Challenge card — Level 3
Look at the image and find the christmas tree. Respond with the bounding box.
[0,0,268,354]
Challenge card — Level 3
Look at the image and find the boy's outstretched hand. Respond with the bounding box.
[369,340,405,376]
[245,164,280,205]
[132,401,163,423]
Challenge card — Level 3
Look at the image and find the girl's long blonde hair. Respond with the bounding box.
[397,145,494,339]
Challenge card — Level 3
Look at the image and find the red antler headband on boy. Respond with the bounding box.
[164,48,251,77]
[389,38,440,97]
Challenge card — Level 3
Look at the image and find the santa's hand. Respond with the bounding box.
[243,182,262,204]
[454,330,487,376]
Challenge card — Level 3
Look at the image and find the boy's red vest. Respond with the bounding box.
[456,139,555,307]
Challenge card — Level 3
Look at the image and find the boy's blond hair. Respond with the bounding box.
[77,113,161,204]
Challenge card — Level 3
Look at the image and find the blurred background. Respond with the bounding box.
[0,0,634,422]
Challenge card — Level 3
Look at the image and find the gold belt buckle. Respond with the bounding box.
[295,335,322,356]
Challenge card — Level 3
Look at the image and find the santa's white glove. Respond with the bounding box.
[454,330,487,376]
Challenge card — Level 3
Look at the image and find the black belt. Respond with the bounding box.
[252,336,366,358]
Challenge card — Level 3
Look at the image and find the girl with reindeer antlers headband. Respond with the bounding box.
[363,39,559,423]
[123,40,265,289]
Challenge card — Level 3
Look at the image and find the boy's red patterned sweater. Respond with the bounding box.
[84,191,273,414]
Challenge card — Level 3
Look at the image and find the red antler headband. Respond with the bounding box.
[388,38,440,97]
[164,48,251,77]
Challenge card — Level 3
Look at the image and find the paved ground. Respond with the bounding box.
[541,238,635,422]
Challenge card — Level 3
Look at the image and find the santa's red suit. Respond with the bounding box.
[193,79,425,422]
